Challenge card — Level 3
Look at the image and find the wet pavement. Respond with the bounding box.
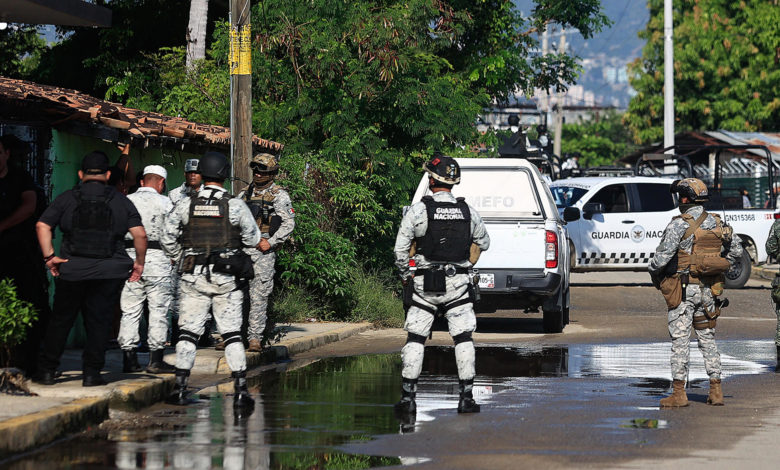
[2,340,775,469]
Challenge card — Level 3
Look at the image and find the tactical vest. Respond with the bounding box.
[243,184,282,236]
[180,191,242,252]
[415,196,471,262]
[66,186,117,258]
[676,211,732,280]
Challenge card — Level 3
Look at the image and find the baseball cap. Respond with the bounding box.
[143,164,167,179]
[81,151,110,175]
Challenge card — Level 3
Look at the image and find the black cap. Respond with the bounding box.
[81,151,110,175]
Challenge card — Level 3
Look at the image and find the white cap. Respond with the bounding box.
[143,165,167,179]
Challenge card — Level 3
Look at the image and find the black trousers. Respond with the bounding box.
[38,278,125,377]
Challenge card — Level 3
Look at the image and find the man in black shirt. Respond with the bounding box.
[33,151,148,387]
[0,135,50,377]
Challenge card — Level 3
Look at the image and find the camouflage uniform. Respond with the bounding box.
[161,185,260,373]
[238,183,295,341]
[118,187,175,352]
[765,219,780,347]
[394,191,490,382]
[168,182,204,336]
[168,182,203,206]
[649,205,743,381]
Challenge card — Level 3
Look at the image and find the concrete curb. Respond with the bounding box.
[751,265,777,282]
[0,322,373,456]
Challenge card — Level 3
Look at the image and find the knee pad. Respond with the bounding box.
[453,331,473,345]
[178,329,200,345]
[222,331,243,347]
[406,332,427,345]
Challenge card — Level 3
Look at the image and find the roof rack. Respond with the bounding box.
[564,166,635,178]
[635,153,695,179]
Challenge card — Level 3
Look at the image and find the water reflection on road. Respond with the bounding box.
[2,340,774,469]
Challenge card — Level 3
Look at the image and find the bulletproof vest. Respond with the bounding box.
[66,186,117,259]
[243,184,282,236]
[180,191,242,252]
[415,196,471,262]
[676,211,731,279]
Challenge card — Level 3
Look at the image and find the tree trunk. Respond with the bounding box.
[186,0,209,69]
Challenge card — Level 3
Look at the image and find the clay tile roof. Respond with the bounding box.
[0,76,282,152]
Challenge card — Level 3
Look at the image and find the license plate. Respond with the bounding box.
[478,273,494,289]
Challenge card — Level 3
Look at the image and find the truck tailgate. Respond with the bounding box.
[475,223,546,269]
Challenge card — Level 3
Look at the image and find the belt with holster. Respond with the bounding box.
[125,240,162,250]
[415,267,469,276]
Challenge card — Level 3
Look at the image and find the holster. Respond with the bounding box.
[659,275,683,309]
[402,281,413,316]
[422,268,446,293]
[212,251,255,280]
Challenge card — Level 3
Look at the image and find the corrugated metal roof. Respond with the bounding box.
[704,131,780,160]
[0,76,282,153]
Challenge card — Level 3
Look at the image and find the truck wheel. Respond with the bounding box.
[543,308,564,333]
[724,250,751,289]
[562,286,570,325]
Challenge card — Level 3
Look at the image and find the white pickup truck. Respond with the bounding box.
[550,175,775,288]
[410,158,571,333]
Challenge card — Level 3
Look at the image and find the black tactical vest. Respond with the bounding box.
[415,196,471,262]
[66,186,117,259]
[243,183,282,236]
[180,191,242,251]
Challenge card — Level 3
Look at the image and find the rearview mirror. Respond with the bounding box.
[582,202,605,220]
[562,206,580,222]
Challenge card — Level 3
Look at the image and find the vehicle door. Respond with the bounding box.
[629,182,678,268]
[576,183,638,267]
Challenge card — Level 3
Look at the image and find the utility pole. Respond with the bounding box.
[542,27,550,127]
[230,0,251,194]
[553,32,566,159]
[663,0,674,153]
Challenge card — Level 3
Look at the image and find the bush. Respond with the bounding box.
[0,279,38,367]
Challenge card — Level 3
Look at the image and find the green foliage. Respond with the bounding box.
[624,0,780,144]
[0,279,38,366]
[0,26,46,79]
[560,111,637,167]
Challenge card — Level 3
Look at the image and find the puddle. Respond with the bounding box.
[2,340,773,468]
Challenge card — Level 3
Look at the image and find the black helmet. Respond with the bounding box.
[423,155,460,185]
[670,178,709,203]
[199,151,230,181]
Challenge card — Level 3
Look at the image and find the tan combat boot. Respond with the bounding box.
[247,338,262,352]
[660,379,689,408]
[706,378,724,406]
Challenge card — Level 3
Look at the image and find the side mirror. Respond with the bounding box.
[582,202,605,220]
[562,206,580,222]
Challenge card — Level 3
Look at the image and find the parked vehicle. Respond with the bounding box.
[409,158,571,333]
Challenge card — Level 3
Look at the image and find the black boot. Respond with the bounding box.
[122,350,143,373]
[165,369,191,405]
[146,350,176,374]
[457,379,480,413]
[232,371,255,410]
[776,345,780,373]
[394,378,417,420]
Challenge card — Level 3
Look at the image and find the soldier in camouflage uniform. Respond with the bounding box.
[161,152,259,410]
[393,156,490,419]
[238,153,295,352]
[649,178,742,407]
[764,219,780,372]
[118,165,177,374]
[168,159,203,205]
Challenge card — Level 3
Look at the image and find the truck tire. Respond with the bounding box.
[724,250,751,289]
[562,286,570,325]
[543,288,565,333]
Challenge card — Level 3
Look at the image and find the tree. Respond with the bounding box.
[0,25,46,80]
[624,0,780,144]
[186,0,209,69]
[560,111,637,167]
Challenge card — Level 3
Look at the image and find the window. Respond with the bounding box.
[589,184,630,213]
[636,183,676,212]
[451,169,542,218]
[550,186,588,208]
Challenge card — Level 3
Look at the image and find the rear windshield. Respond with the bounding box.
[550,186,588,208]
[451,169,542,218]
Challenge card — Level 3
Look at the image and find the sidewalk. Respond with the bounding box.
[0,322,371,457]
[751,263,778,282]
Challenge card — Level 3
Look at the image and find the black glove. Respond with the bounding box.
[649,272,661,290]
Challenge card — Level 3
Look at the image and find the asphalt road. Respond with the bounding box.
[301,271,780,469]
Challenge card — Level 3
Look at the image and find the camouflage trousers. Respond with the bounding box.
[668,284,721,381]
[402,273,476,381]
[774,303,780,347]
[245,248,276,341]
[118,275,173,351]
[175,270,247,373]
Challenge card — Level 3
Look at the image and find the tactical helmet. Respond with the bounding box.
[199,151,230,181]
[250,153,279,173]
[423,155,460,185]
[670,178,709,202]
[184,159,200,173]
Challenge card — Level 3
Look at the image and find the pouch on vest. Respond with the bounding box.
[68,186,116,258]
[660,275,683,309]
[423,268,447,293]
[212,251,255,279]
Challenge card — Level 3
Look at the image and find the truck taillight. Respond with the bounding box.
[545,230,558,269]
[774,213,780,219]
